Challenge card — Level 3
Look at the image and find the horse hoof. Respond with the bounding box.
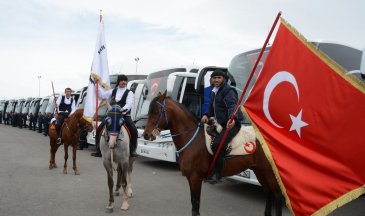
[106,203,114,213]
[63,170,67,174]
[49,164,53,170]
[113,191,120,196]
[74,170,80,175]
[120,202,129,211]
[53,164,57,168]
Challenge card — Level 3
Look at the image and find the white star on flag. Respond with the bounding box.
[289,109,308,137]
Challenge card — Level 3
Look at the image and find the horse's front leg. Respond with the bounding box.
[126,157,135,198]
[104,162,114,213]
[114,165,122,196]
[63,143,68,174]
[274,193,283,216]
[120,162,130,211]
[72,143,79,175]
[126,170,133,198]
[187,174,203,216]
[265,192,274,216]
[49,140,60,169]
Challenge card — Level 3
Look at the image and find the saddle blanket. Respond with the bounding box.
[204,123,256,156]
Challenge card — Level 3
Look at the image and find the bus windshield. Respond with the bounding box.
[15,101,24,113]
[45,98,55,113]
[136,68,186,118]
[22,101,31,114]
[0,101,5,112]
[39,99,49,114]
[228,48,270,104]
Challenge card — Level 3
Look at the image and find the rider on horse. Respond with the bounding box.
[98,74,138,157]
[201,69,245,184]
[56,87,76,145]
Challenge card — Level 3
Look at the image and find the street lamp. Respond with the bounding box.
[134,57,140,74]
[37,75,42,97]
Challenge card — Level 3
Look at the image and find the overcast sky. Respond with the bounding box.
[0,0,364,98]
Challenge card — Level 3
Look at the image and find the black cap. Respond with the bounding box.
[210,69,226,78]
[117,74,128,83]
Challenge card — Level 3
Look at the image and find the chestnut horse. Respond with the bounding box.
[48,108,93,174]
[143,92,283,216]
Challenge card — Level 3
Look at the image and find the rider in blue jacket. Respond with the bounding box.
[201,69,244,183]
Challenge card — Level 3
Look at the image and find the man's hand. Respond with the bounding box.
[227,119,235,129]
[201,115,208,123]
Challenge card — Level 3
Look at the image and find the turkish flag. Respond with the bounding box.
[244,19,365,215]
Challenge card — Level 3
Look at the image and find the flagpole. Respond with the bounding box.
[95,10,102,132]
[206,11,282,179]
[51,81,59,115]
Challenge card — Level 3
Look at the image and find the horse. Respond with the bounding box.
[48,108,93,174]
[143,91,283,216]
[99,104,134,213]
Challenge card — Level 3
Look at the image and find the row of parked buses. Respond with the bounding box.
[0,91,82,134]
[0,74,146,138]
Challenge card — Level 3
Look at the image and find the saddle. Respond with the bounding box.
[204,118,257,156]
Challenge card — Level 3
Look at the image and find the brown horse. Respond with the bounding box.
[48,108,93,174]
[143,92,283,216]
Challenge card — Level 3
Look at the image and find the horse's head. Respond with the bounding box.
[143,91,169,141]
[75,109,93,136]
[79,116,93,133]
[104,104,126,148]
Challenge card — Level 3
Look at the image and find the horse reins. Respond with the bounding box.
[155,98,202,155]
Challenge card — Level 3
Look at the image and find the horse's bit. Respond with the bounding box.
[153,98,201,155]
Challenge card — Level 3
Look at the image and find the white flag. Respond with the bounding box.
[83,19,110,122]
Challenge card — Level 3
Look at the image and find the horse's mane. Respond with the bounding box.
[65,109,83,122]
[72,108,84,117]
[149,95,198,122]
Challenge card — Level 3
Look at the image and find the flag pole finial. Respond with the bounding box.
[99,9,103,22]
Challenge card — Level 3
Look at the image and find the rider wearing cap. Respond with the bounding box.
[96,74,138,157]
[201,69,245,183]
[56,87,76,144]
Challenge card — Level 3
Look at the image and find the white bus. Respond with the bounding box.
[135,42,364,185]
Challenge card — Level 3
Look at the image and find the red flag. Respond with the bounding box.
[244,19,365,215]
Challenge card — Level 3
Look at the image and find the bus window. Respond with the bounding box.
[181,77,201,118]
[129,83,138,93]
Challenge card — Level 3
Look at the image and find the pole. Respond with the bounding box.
[51,81,59,115]
[206,11,282,179]
[95,10,102,131]
[135,57,139,74]
[38,75,42,97]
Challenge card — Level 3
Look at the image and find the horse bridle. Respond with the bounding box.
[105,105,125,136]
[152,99,169,136]
[153,97,202,155]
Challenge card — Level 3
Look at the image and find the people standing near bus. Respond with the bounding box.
[55,87,76,144]
[201,69,245,184]
[95,74,138,157]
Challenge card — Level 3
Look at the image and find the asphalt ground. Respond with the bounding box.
[0,124,363,216]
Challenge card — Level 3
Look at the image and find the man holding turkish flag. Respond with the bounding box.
[243,18,365,215]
